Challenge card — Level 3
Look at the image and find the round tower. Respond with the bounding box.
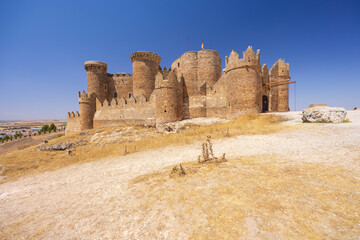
[197,50,221,86]
[78,91,95,131]
[223,47,262,118]
[84,61,108,103]
[225,68,261,118]
[155,71,183,125]
[177,51,198,96]
[130,51,161,100]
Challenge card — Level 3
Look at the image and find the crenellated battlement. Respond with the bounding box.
[96,93,151,110]
[108,72,132,77]
[158,66,172,79]
[130,51,161,64]
[224,46,261,73]
[155,70,182,89]
[78,90,95,103]
[67,111,80,119]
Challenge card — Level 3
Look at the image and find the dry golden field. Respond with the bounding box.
[0,114,289,183]
[0,111,359,239]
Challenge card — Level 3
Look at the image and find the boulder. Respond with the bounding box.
[302,106,347,123]
[39,142,76,151]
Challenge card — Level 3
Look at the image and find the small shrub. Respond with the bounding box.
[171,164,186,177]
[198,136,227,164]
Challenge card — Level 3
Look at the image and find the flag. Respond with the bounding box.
[201,42,204,50]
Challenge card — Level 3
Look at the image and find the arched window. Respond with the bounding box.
[178,62,180,67]
[114,92,117,98]
[129,93,132,98]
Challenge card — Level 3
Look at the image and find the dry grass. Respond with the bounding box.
[128,155,360,239]
[0,114,290,182]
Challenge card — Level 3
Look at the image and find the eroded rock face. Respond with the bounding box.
[302,107,347,123]
[39,142,76,151]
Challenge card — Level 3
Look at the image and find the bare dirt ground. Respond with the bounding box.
[0,111,359,239]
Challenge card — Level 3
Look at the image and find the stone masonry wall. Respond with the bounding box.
[93,96,156,128]
[66,112,81,134]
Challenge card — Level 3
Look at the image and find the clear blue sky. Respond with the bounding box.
[0,0,359,120]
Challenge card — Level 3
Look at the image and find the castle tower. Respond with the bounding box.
[130,51,161,100]
[155,70,183,125]
[277,59,290,112]
[84,61,108,103]
[269,59,290,112]
[78,91,95,130]
[223,46,262,118]
[172,51,198,96]
[197,50,221,87]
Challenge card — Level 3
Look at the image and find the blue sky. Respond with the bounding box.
[0,0,359,120]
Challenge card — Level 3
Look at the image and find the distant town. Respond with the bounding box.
[0,120,66,140]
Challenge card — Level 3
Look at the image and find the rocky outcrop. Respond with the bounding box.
[39,142,76,151]
[307,104,327,108]
[302,106,347,123]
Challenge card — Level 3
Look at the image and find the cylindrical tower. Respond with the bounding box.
[197,50,221,86]
[84,61,108,103]
[178,51,198,96]
[155,72,183,125]
[225,67,262,118]
[130,51,161,100]
[78,91,95,131]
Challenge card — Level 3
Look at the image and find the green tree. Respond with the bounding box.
[39,124,49,133]
[49,123,57,131]
[1,135,11,142]
[14,131,22,138]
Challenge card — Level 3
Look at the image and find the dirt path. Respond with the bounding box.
[1,111,359,239]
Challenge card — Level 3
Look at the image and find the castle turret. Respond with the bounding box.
[155,70,183,125]
[78,91,95,130]
[130,51,161,100]
[223,46,262,118]
[84,61,108,103]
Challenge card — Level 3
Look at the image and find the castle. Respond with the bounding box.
[66,46,291,134]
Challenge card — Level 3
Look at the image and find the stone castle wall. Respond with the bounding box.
[66,111,81,134]
[93,95,156,128]
[108,73,133,101]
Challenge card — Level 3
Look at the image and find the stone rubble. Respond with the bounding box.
[38,142,76,151]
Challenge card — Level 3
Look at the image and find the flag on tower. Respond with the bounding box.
[201,42,204,50]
